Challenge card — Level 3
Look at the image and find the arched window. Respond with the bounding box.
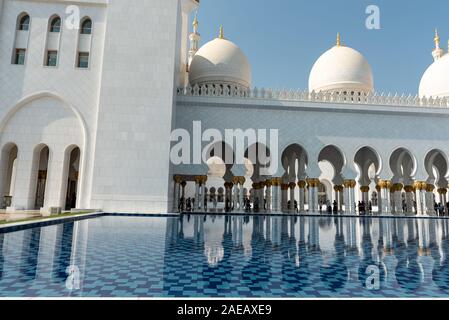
[80,18,92,35]
[49,16,61,33]
[18,14,30,31]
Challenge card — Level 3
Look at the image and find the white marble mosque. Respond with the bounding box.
[1,0,449,216]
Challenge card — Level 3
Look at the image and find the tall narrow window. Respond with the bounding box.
[14,49,26,65]
[18,14,30,31]
[77,52,89,68]
[49,16,61,33]
[45,50,58,67]
[80,18,92,35]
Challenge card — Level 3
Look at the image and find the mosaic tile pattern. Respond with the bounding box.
[1,215,449,297]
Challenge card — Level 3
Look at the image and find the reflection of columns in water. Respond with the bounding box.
[52,222,75,282]
[271,217,282,246]
[193,215,205,244]
[344,217,358,249]
[238,178,245,211]
[232,216,244,247]
[0,234,4,280]
[20,228,42,281]
[308,217,320,250]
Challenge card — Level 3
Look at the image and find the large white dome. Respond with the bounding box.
[189,38,251,89]
[309,45,374,93]
[419,54,449,98]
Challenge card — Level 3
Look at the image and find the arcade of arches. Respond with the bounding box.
[173,144,449,216]
[0,144,81,212]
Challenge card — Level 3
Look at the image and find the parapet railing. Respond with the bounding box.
[177,84,449,109]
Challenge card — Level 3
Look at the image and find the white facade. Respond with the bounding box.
[1,0,449,215]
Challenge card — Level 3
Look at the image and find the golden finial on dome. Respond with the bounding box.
[192,11,199,33]
[336,33,341,46]
[219,26,224,39]
[434,28,440,49]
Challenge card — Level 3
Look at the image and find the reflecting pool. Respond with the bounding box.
[1,215,449,297]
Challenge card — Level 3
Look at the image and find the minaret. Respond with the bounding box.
[432,29,444,61]
[188,11,201,70]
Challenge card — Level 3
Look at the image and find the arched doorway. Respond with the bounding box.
[64,147,80,210]
[34,145,49,209]
[0,143,18,208]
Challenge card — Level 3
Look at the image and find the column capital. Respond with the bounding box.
[413,181,427,191]
[289,182,296,189]
[437,188,447,195]
[344,180,356,188]
[392,183,404,192]
[232,176,240,185]
[334,185,343,192]
[298,180,307,189]
[307,178,320,188]
[404,185,415,193]
[379,180,392,189]
[174,175,183,183]
[360,186,370,193]
[281,184,290,191]
[426,184,435,192]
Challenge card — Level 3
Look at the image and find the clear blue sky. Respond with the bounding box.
[194,0,448,94]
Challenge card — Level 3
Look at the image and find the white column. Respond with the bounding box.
[281,183,288,213]
[194,177,200,211]
[307,179,319,213]
[238,177,245,212]
[298,181,306,213]
[173,176,181,212]
[349,184,356,215]
[379,180,392,214]
[289,182,296,213]
[266,182,272,212]
[232,177,239,212]
[425,184,435,215]
[392,183,403,214]
[404,185,414,214]
[414,182,426,216]
[376,185,382,214]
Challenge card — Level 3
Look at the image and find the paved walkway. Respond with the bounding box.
[0,210,42,223]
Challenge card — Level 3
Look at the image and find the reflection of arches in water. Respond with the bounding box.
[52,222,75,282]
[432,238,449,292]
[201,217,234,292]
[358,220,386,289]
[241,217,272,291]
[395,242,421,292]
[20,228,41,281]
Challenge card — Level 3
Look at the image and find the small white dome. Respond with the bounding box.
[189,38,251,89]
[419,54,449,98]
[309,45,374,93]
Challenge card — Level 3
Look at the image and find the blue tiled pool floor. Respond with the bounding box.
[0,215,449,297]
